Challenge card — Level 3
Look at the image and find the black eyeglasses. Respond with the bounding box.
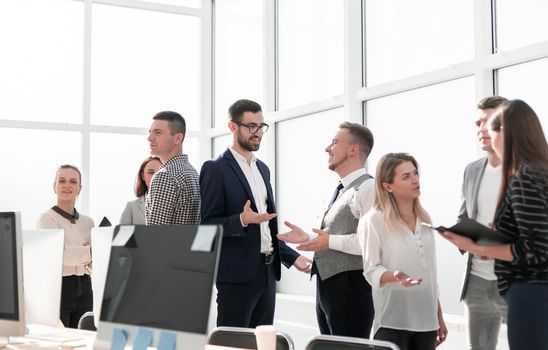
[233,121,269,134]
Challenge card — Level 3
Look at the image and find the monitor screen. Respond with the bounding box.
[95,224,222,350]
[91,226,117,329]
[22,229,64,326]
[0,212,25,336]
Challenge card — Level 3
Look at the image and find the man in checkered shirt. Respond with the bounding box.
[145,111,201,225]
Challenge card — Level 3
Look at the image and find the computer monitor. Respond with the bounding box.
[0,212,25,337]
[22,229,64,327]
[91,226,117,329]
[95,224,222,350]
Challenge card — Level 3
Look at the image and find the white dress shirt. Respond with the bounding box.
[327,168,375,255]
[229,147,273,254]
[363,210,439,335]
[470,162,501,280]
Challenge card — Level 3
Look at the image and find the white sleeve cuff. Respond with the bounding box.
[307,232,318,241]
[240,214,248,227]
[329,234,362,255]
[329,234,343,251]
[371,267,388,289]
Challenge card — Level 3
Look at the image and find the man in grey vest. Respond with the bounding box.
[457,96,508,350]
[278,122,375,337]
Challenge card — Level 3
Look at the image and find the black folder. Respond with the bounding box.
[429,217,513,245]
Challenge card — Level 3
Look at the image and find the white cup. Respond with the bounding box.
[254,325,276,350]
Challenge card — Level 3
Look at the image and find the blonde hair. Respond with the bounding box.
[373,153,431,232]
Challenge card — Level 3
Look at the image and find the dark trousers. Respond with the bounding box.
[374,327,437,350]
[60,275,93,328]
[316,270,374,337]
[216,262,276,328]
[504,282,548,350]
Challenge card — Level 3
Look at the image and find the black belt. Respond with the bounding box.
[260,253,274,265]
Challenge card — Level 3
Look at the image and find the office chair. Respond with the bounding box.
[207,326,294,350]
[304,335,400,350]
[77,311,97,331]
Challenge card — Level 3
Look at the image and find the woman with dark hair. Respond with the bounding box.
[37,164,94,328]
[362,153,447,350]
[443,99,548,349]
[119,156,161,225]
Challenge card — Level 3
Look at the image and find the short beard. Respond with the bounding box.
[238,133,260,152]
[328,153,348,171]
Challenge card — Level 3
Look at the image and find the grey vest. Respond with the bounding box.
[314,174,372,280]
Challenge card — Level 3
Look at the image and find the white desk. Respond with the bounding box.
[205,346,251,350]
[3,326,95,350]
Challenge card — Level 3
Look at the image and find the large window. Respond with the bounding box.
[212,134,232,158]
[0,0,83,123]
[278,0,344,109]
[214,0,264,126]
[146,0,201,7]
[496,0,548,51]
[89,133,150,225]
[91,4,201,130]
[497,58,548,132]
[276,109,344,295]
[365,0,474,85]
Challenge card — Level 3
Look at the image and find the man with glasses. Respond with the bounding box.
[200,99,312,327]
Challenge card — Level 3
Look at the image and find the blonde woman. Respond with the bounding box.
[362,153,447,350]
[37,165,94,328]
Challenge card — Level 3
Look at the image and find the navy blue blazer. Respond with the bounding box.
[200,149,299,284]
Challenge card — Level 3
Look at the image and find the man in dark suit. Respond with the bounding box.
[200,99,312,327]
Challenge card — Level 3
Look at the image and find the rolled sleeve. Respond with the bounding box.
[363,212,387,288]
[370,266,389,289]
[329,234,361,255]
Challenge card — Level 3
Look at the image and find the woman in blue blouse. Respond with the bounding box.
[443,99,548,349]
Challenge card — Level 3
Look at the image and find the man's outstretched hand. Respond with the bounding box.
[277,221,309,243]
[241,200,276,225]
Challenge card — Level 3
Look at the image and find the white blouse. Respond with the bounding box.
[362,209,439,335]
[37,208,94,277]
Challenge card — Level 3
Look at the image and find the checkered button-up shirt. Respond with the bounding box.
[145,154,201,225]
